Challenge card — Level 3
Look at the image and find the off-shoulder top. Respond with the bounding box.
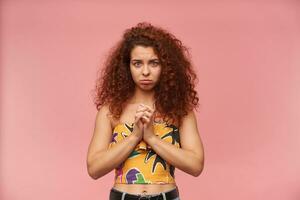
[108,122,181,184]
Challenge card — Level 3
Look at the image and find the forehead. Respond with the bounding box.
[130,45,158,60]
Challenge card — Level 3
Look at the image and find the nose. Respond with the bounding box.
[142,65,150,76]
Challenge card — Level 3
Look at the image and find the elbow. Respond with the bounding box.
[87,163,108,180]
[192,167,203,177]
[87,162,100,180]
[89,173,98,180]
[87,167,98,180]
[87,155,111,180]
[88,169,102,180]
[192,159,204,177]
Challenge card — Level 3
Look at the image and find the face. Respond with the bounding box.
[130,45,162,91]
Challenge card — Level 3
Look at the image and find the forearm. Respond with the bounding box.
[147,136,204,177]
[88,134,140,179]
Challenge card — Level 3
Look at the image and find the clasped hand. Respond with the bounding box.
[134,103,156,142]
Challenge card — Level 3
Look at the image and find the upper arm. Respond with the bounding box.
[86,104,112,165]
[179,109,204,163]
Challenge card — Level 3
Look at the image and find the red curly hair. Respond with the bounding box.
[91,22,200,127]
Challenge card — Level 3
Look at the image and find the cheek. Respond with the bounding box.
[130,66,139,81]
[154,68,162,79]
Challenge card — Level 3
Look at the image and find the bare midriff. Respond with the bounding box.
[113,183,177,195]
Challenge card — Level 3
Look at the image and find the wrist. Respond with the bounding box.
[130,131,142,143]
[145,134,157,145]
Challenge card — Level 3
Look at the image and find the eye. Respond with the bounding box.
[151,61,160,67]
[133,62,142,67]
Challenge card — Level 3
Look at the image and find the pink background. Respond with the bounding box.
[1,0,299,200]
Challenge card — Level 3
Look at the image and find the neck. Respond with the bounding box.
[130,87,155,107]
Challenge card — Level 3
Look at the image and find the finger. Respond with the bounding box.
[144,115,152,123]
[136,108,148,113]
[143,105,154,113]
[144,110,155,119]
[136,112,150,124]
[141,115,150,123]
[142,110,152,117]
[145,115,151,123]
[136,106,148,112]
[142,111,153,121]
[135,112,144,119]
[138,104,146,108]
[135,112,144,122]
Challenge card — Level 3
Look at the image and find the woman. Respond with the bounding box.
[87,22,205,200]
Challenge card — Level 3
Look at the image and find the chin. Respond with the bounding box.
[138,84,155,91]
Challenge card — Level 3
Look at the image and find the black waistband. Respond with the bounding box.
[109,187,179,200]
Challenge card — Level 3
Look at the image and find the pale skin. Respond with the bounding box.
[86,45,205,195]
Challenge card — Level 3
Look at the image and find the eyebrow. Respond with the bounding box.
[131,59,159,62]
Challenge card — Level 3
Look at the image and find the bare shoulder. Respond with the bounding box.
[177,109,197,129]
[86,104,113,164]
[96,103,113,127]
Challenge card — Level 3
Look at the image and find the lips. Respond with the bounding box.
[140,80,153,84]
